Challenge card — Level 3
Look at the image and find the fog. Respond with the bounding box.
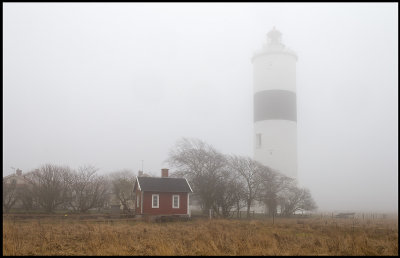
[3,3,398,213]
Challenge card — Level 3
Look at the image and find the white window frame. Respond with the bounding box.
[137,194,140,208]
[152,194,159,208]
[172,194,180,209]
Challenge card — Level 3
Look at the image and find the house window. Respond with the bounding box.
[137,194,140,208]
[172,195,180,209]
[152,194,159,208]
[256,133,262,148]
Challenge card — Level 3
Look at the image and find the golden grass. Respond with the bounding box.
[3,216,398,256]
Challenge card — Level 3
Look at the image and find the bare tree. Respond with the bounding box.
[227,155,263,218]
[3,179,18,213]
[212,168,244,218]
[167,138,227,215]
[110,169,135,214]
[167,138,318,218]
[299,188,318,212]
[279,186,317,216]
[68,165,109,213]
[17,186,35,211]
[258,166,294,217]
[231,179,247,218]
[29,164,73,213]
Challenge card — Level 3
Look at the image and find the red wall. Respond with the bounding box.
[141,191,188,215]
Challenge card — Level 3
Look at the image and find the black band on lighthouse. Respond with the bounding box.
[254,90,297,122]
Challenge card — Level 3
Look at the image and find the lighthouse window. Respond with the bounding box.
[256,134,262,148]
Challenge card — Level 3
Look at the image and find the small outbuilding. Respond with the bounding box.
[134,169,193,218]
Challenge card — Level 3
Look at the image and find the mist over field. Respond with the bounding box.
[3,3,398,213]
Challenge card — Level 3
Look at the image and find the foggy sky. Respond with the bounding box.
[3,3,398,213]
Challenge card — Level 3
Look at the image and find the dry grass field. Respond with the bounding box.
[3,214,398,256]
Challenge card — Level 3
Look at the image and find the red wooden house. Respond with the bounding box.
[134,169,193,217]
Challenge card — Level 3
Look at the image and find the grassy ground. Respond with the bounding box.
[3,215,398,255]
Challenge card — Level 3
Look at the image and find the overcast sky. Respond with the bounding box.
[3,3,398,213]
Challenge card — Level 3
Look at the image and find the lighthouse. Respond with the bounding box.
[252,27,298,179]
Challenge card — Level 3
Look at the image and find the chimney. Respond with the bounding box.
[161,168,169,178]
[16,169,22,176]
[138,170,143,177]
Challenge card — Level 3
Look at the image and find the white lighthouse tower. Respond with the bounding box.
[252,27,298,179]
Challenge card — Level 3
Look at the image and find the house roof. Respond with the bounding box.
[3,173,35,185]
[136,177,192,193]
